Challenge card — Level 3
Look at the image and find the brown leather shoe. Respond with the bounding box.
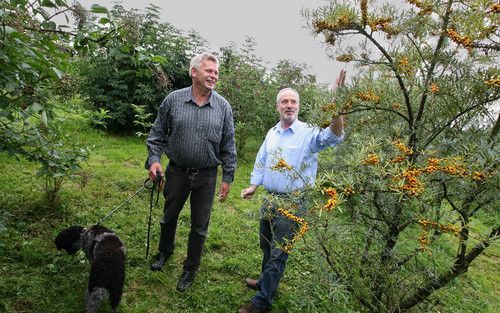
[238,302,270,313]
[244,278,259,291]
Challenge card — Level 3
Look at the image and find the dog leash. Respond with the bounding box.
[95,173,163,259]
[145,171,164,259]
[96,179,153,225]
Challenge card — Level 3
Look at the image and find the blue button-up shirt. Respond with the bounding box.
[250,120,344,193]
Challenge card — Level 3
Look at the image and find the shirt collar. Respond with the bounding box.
[183,86,214,107]
[272,119,301,134]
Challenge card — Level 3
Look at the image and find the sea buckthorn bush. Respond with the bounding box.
[298,1,499,312]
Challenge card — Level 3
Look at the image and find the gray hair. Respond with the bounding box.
[189,53,219,77]
[276,87,300,104]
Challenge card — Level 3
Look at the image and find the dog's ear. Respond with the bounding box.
[55,225,84,254]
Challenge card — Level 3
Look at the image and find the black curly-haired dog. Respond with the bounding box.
[55,225,126,313]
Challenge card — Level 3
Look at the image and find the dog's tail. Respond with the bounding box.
[85,287,108,313]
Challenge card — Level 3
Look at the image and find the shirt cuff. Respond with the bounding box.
[145,156,161,170]
[324,126,345,142]
[250,175,263,186]
[222,172,234,183]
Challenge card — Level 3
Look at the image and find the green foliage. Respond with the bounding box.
[28,129,91,206]
[269,59,332,123]
[131,104,153,137]
[86,107,111,129]
[301,0,500,312]
[76,3,206,133]
[217,39,277,158]
[0,0,93,203]
[217,39,333,159]
[1,1,498,312]
[0,121,498,312]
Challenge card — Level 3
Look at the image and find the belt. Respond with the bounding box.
[169,161,217,175]
[267,191,305,199]
[267,191,287,196]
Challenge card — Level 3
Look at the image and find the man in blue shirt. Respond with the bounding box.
[238,70,346,313]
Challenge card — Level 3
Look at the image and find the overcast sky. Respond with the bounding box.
[78,0,346,85]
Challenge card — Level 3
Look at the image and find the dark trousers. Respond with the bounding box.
[253,196,302,309]
[158,165,217,272]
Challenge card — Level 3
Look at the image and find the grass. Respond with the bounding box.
[0,116,498,313]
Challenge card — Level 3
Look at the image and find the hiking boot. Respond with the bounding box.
[150,252,171,271]
[177,270,196,292]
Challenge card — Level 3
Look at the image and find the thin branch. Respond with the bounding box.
[397,218,413,233]
[23,24,122,45]
[440,181,460,212]
[470,195,496,217]
[396,249,419,268]
[423,103,482,148]
[472,42,500,51]
[405,35,429,73]
[48,7,73,21]
[24,26,78,37]
[415,0,454,125]
[356,27,414,125]
[359,210,387,223]
[373,191,387,221]
[489,112,500,143]
[342,106,410,123]
[27,0,37,11]
[355,58,390,67]
[319,242,378,311]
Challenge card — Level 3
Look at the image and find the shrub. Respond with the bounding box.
[298,1,500,311]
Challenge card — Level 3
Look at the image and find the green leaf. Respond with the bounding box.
[119,46,131,54]
[5,82,17,92]
[41,0,57,8]
[150,55,167,64]
[30,103,43,113]
[51,67,64,79]
[109,47,128,60]
[90,4,108,14]
[119,70,136,77]
[40,111,48,127]
[41,20,57,31]
[32,8,49,21]
[2,26,17,35]
[10,0,28,6]
[98,17,110,24]
[138,53,150,62]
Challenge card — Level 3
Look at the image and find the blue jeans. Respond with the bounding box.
[158,165,217,272]
[252,196,303,309]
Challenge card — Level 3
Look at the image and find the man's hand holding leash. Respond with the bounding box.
[148,163,164,191]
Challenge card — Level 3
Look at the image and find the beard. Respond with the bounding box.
[281,113,297,125]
